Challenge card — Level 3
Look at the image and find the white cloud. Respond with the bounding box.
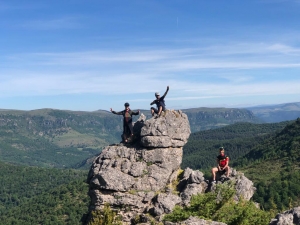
[2,41,300,99]
[5,42,300,71]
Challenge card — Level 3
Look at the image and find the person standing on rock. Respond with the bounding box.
[150,86,169,117]
[110,102,140,143]
[211,147,230,183]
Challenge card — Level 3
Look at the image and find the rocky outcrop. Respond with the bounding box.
[165,216,227,225]
[232,170,256,201]
[270,206,300,225]
[85,110,256,225]
[140,110,190,148]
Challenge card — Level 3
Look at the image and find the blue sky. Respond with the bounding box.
[1,0,300,111]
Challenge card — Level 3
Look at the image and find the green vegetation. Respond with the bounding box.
[87,204,122,225]
[0,107,299,224]
[163,183,272,225]
[0,107,263,169]
[234,118,300,210]
[183,118,300,211]
[182,121,290,170]
[0,109,121,168]
[0,161,89,224]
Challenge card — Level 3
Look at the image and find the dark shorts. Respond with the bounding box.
[218,168,226,174]
[151,107,165,114]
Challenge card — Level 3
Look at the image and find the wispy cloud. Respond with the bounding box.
[2,41,300,99]
[5,42,300,68]
[1,70,300,99]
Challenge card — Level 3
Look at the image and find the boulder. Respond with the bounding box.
[270,206,300,225]
[140,110,191,148]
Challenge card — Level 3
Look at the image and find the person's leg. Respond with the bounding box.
[157,106,162,116]
[151,107,155,116]
[124,123,130,142]
[211,167,218,181]
[225,166,230,177]
[128,123,133,136]
[151,107,158,116]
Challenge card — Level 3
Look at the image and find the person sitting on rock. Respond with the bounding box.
[110,102,140,143]
[150,86,169,117]
[211,147,230,183]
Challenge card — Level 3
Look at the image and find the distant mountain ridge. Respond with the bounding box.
[0,109,120,168]
[0,102,299,169]
[247,102,300,123]
[182,107,260,132]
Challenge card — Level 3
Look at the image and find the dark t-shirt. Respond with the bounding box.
[112,109,139,123]
[153,96,166,111]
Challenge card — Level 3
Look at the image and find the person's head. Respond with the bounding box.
[155,92,160,99]
[124,102,130,109]
[219,147,225,155]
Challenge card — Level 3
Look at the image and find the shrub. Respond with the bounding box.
[87,203,122,225]
[163,183,272,225]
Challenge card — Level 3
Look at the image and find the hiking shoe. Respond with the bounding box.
[211,180,216,183]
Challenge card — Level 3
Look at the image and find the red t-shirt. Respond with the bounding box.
[217,154,229,167]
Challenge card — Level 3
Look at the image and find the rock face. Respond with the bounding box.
[270,206,300,225]
[140,110,190,148]
[85,110,256,225]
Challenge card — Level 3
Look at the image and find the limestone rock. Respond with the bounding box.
[233,170,256,201]
[270,206,300,225]
[88,145,183,192]
[87,144,184,223]
[151,193,182,217]
[140,110,191,148]
[177,168,208,205]
[208,169,255,201]
[164,216,227,225]
[85,111,256,225]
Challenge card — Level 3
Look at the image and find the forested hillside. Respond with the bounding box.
[0,162,89,224]
[0,107,261,169]
[182,121,291,170]
[182,119,300,211]
[234,118,300,210]
[0,109,121,168]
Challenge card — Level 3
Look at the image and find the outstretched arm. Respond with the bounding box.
[132,110,140,115]
[150,100,155,105]
[162,86,169,98]
[110,108,123,115]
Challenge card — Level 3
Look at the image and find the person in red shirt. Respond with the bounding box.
[211,147,230,183]
[110,102,140,143]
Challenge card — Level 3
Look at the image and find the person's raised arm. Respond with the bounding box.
[162,86,169,98]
